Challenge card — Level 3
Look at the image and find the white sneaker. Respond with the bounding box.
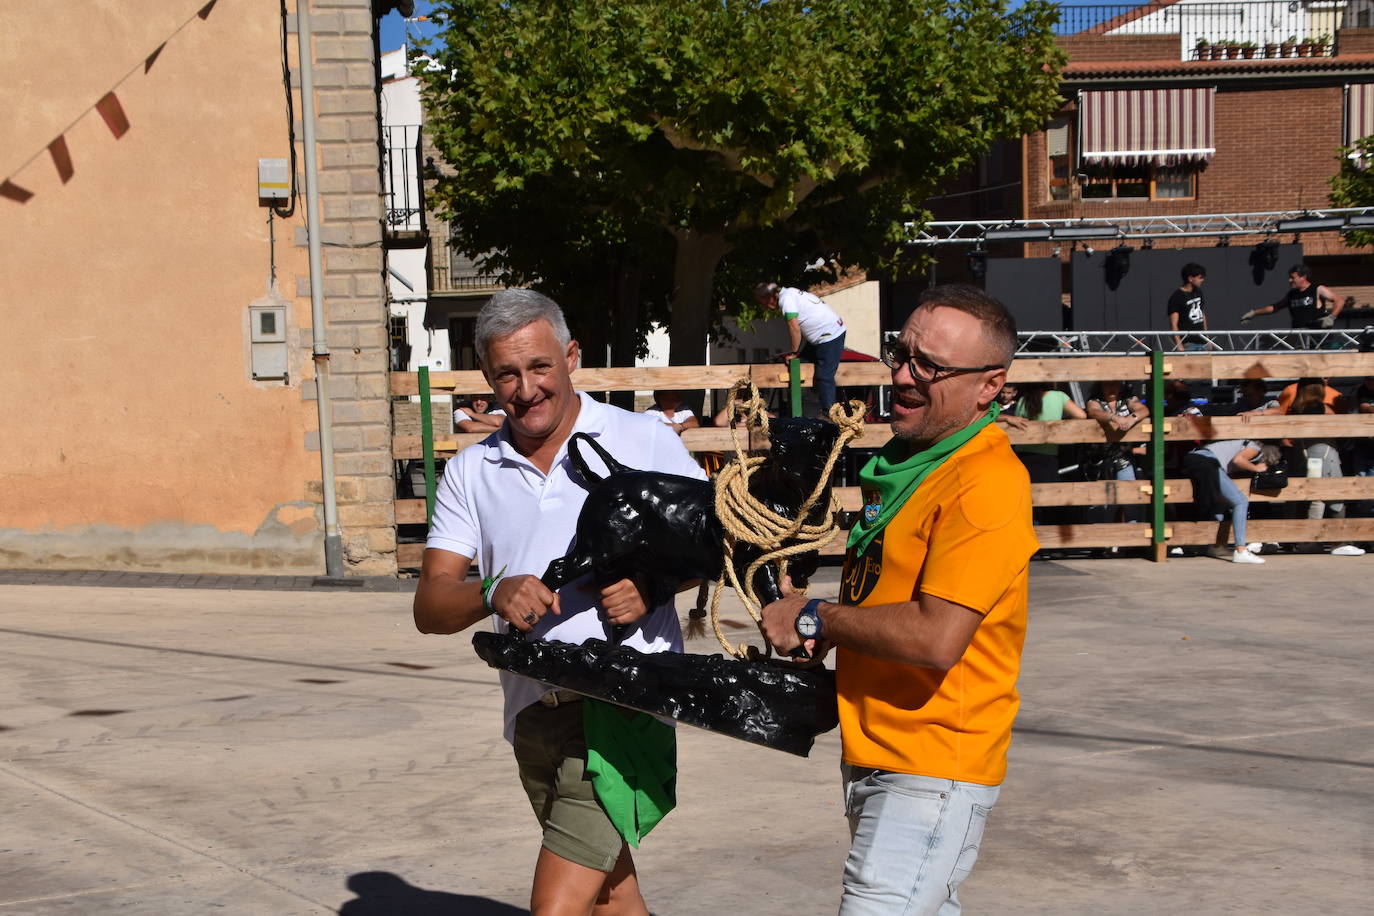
[1169,547,1184,556]
[1330,544,1366,557]
[1246,542,1263,554]
[1232,548,1265,564]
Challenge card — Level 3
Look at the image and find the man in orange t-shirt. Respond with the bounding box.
[762,284,1037,915]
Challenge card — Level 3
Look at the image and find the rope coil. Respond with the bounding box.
[700,380,866,660]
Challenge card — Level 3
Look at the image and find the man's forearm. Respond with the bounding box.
[414,575,488,634]
[811,597,979,671]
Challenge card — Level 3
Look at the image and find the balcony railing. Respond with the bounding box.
[383,124,425,233]
[429,223,505,294]
[1055,1,1363,59]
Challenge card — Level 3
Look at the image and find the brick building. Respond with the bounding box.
[919,1,1374,332]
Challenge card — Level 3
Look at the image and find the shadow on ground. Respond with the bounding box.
[339,872,527,915]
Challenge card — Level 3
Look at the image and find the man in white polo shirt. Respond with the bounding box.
[755,281,847,416]
[413,288,704,915]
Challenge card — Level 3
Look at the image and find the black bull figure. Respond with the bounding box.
[471,417,845,756]
[543,418,842,606]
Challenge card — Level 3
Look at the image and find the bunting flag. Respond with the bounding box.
[48,137,74,184]
[1,180,34,203]
[95,92,131,139]
[2,0,223,204]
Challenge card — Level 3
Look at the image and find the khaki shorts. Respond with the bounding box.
[513,697,624,872]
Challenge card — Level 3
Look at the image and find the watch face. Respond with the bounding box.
[797,611,820,639]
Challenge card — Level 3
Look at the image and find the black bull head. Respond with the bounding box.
[542,417,844,611]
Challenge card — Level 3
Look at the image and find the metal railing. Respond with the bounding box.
[428,223,505,293]
[1055,1,1356,59]
[383,124,425,232]
[1017,328,1372,354]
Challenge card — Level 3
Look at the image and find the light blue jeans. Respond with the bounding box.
[1196,449,1249,547]
[839,765,1000,916]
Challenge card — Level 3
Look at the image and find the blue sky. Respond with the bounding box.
[378,0,440,54]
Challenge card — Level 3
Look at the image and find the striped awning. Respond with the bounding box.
[1079,88,1215,167]
[1346,84,1374,147]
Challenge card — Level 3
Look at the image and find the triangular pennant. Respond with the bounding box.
[197,0,218,20]
[144,42,166,73]
[48,136,75,184]
[1,180,34,203]
[96,92,131,139]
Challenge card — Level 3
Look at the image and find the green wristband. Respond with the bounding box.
[480,565,507,613]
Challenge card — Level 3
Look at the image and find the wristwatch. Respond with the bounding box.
[795,598,824,642]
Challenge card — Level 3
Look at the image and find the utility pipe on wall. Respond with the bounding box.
[296,0,344,577]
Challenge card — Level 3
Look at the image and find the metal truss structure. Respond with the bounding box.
[905,207,1374,246]
[1016,328,1373,355]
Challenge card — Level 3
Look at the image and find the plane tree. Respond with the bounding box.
[419,0,1065,366]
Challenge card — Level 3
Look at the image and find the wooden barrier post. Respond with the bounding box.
[788,356,802,417]
[418,366,436,526]
[1149,350,1168,562]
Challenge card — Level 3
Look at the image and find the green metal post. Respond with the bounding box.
[789,357,803,418]
[419,367,436,526]
[1150,350,1167,560]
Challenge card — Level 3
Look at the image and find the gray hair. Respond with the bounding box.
[474,289,572,364]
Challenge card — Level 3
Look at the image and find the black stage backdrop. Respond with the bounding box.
[985,257,1064,333]
[1070,243,1302,331]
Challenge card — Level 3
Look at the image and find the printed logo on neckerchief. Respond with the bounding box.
[861,487,881,524]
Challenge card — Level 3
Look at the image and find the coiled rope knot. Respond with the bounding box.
[703,379,866,660]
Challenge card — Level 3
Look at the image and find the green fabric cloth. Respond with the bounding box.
[846,404,1000,556]
[582,700,676,848]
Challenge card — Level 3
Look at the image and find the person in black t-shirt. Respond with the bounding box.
[1241,263,1344,330]
[1168,262,1209,350]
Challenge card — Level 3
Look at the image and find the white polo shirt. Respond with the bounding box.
[779,287,845,345]
[426,391,707,741]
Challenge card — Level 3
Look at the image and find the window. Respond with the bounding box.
[1046,118,1072,201]
[1081,164,1196,200]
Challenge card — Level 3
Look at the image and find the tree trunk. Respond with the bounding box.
[667,231,731,414]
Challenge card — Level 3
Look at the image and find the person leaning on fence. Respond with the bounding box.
[754,281,847,416]
[642,389,699,436]
[1000,383,1087,528]
[1290,381,1366,555]
[1085,380,1148,483]
[1183,438,1268,564]
[758,283,1037,915]
[453,394,506,433]
[412,289,707,916]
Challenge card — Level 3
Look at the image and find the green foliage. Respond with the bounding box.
[417,0,1064,356]
[1331,137,1374,248]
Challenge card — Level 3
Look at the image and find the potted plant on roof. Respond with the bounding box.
[1263,40,1278,59]
[1281,35,1297,57]
[1240,41,1257,59]
[1195,37,1210,60]
[1310,33,1330,56]
[1211,40,1228,60]
[1296,36,1312,56]
[1225,40,1242,59]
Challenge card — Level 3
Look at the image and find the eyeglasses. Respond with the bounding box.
[880,341,1004,383]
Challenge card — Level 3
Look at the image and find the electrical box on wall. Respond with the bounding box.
[249,304,288,381]
[258,158,289,204]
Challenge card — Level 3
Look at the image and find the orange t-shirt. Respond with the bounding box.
[836,424,1037,786]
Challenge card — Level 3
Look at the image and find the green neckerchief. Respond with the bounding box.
[846,404,1000,556]
[582,700,676,848]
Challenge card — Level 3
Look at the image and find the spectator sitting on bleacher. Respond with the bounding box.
[1277,376,1345,414]
[1291,382,1363,555]
[452,395,505,433]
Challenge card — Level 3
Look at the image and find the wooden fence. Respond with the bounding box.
[392,352,1374,569]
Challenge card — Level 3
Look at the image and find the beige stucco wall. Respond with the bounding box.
[0,1,383,573]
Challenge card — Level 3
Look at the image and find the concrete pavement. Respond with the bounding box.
[1,554,1370,914]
